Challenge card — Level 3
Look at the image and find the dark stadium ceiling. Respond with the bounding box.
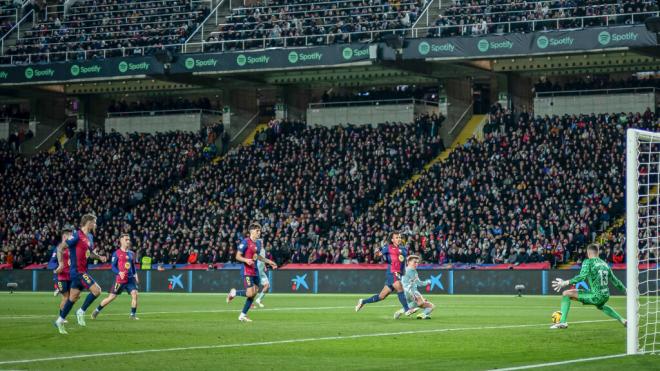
[4,50,658,95]
[487,51,660,76]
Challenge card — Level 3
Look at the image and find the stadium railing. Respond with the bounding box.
[227,0,421,15]
[443,0,656,14]
[16,16,201,43]
[0,10,19,29]
[106,108,224,118]
[43,0,211,20]
[183,0,227,52]
[309,98,439,109]
[535,87,658,98]
[0,9,33,57]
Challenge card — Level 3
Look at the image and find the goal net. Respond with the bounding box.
[627,129,660,355]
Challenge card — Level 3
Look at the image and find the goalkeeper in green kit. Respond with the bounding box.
[551,243,627,329]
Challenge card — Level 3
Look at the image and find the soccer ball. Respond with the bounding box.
[551,311,562,324]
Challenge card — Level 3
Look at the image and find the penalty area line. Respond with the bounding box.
[0,319,613,366]
[490,353,629,370]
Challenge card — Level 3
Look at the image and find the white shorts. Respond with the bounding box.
[405,290,422,306]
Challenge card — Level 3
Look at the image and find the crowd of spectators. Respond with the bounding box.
[3,0,657,62]
[115,108,654,268]
[340,106,657,267]
[320,86,439,104]
[594,136,660,267]
[98,116,445,267]
[206,0,426,51]
[429,0,658,38]
[4,0,209,64]
[0,128,214,268]
[534,75,660,93]
[107,97,216,114]
[2,106,659,268]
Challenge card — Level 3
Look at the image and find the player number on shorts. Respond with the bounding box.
[598,269,608,286]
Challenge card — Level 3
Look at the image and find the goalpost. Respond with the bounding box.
[626,128,660,355]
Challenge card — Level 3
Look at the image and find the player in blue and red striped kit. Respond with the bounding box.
[53,225,74,323]
[92,233,139,320]
[355,231,418,317]
[54,214,107,334]
[226,223,277,322]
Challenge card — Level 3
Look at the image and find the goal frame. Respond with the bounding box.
[626,128,660,355]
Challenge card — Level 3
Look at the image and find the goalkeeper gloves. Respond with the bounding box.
[552,278,569,292]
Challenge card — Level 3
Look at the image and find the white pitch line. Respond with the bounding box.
[0,319,613,366]
[490,353,629,370]
[0,290,626,300]
[0,304,615,321]
[0,305,398,320]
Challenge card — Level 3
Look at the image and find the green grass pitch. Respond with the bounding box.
[0,292,656,370]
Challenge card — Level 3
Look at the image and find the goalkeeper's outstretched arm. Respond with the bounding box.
[568,260,591,285]
[553,260,591,292]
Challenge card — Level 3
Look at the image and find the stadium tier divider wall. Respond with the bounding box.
[105,111,222,134]
[307,101,439,127]
[534,91,657,117]
[0,270,637,295]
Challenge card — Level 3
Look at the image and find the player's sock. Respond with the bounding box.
[80,293,98,312]
[600,305,625,323]
[362,294,380,304]
[559,296,571,323]
[256,292,266,302]
[396,292,410,311]
[423,307,433,315]
[131,307,137,316]
[95,304,104,313]
[60,299,75,319]
[242,298,254,315]
[235,290,247,297]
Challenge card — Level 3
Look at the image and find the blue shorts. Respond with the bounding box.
[57,280,71,294]
[110,278,138,295]
[385,272,402,290]
[70,273,96,290]
[243,275,260,289]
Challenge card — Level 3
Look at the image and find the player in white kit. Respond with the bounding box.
[254,246,270,308]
